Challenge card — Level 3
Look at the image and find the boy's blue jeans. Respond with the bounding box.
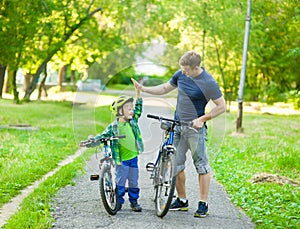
[116,157,140,204]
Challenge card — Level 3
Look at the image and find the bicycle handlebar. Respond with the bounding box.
[146,114,192,127]
[80,135,126,147]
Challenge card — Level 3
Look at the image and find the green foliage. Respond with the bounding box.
[288,90,300,110]
[106,66,136,85]
[0,99,111,208]
[0,101,74,207]
[262,81,288,105]
[1,0,299,102]
[0,98,112,228]
[1,99,300,227]
[213,113,300,228]
[3,153,90,229]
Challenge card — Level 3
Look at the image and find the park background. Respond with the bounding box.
[0,0,299,228]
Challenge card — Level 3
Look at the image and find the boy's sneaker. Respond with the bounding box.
[194,201,209,218]
[130,202,142,212]
[169,197,189,211]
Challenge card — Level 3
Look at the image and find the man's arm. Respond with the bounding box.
[192,96,226,129]
[131,78,175,95]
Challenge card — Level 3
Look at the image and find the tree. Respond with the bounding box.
[23,0,102,101]
[0,0,45,102]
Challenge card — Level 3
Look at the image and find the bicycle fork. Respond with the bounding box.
[90,157,109,181]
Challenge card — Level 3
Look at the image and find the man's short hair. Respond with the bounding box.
[179,51,201,68]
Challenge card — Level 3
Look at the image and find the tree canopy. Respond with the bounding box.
[0,0,299,104]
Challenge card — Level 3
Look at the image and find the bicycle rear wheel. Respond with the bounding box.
[99,165,119,215]
[154,153,176,218]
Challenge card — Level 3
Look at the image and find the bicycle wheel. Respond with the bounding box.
[154,153,176,218]
[99,165,119,215]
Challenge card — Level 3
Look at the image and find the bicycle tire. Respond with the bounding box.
[99,166,119,215]
[154,153,176,218]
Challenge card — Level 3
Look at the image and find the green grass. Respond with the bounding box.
[0,100,77,207]
[1,98,299,228]
[212,113,300,228]
[0,99,112,228]
[4,150,95,229]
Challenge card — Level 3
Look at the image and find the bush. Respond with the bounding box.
[288,90,300,110]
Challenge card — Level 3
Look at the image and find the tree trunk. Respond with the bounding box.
[24,73,32,91]
[213,37,228,103]
[236,0,251,132]
[38,64,48,99]
[71,69,76,86]
[236,101,243,132]
[0,65,7,98]
[23,6,102,101]
[12,69,20,103]
[58,65,67,91]
[3,67,12,94]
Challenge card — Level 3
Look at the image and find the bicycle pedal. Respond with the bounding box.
[146,162,155,172]
[90,174,99,181]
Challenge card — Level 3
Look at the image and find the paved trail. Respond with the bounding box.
[52,101,254,229]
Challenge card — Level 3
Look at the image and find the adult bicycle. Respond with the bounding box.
[80,135,125,215]
[146,114,192,218]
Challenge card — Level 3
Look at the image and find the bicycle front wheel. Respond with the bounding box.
[154,153,176,218]
[99,165,119,215]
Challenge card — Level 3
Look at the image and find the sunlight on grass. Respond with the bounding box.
[1,99,299,228]
[213,113,300,228]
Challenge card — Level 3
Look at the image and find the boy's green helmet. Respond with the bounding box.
[110,95,134,116]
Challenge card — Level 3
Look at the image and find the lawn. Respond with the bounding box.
[212,113,299,228]
[0,98,299,228]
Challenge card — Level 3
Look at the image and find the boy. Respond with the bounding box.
[93,84,144,212]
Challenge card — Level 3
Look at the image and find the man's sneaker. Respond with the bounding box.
[169,197,189,211]
[130,202,142,212]
[194,201,209,218]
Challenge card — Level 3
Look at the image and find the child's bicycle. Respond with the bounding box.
[146,114,192,218]
[80,135,125,215]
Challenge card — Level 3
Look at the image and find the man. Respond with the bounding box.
[132,50,226,218]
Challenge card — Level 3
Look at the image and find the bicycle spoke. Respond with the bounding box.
[154,155,176,217]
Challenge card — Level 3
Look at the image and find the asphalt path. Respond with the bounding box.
[52,101,254,229]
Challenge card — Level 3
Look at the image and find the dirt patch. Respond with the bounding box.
[0,124,39,131]
[229,131,246,137]
[251,172,300,187]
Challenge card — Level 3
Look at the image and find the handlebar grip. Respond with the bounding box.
[147,114,160,120]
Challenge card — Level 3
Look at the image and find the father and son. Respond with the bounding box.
[87,50,226,217]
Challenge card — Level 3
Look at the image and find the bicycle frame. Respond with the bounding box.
[153,124,175,168]
[146,114,192,218]
[80,135,125,215]
[98,141,114,170]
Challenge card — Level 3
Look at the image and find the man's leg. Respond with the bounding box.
[170,169,189,211]
[199,172,210,201]
[176,170,186,198]
[194,172,210,217]
[170,126,189,211]
[189,127,210,217]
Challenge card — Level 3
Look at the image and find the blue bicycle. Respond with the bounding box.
[146,114,192,218]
